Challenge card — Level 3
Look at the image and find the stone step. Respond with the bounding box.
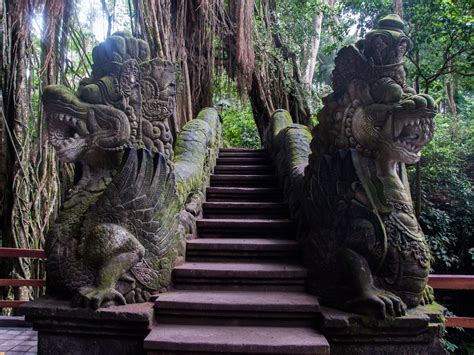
[172,262,306,291]
[214,164,274,175]
[153,290,320,327]
[219,148,266,153]
[206,187,283,202]
[216,157,270,165]
[210,174,278,188]
[218,152,269,158]
[197,219,294,239]
[186,238,298,262]
[144,324,330,354]
[203,202,288,219]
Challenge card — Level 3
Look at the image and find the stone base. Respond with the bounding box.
[19,296,153,355]
[318,303,447,355]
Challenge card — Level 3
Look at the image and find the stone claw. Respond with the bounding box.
[73,286,126,310]
[379,291,406,317]
[345,289,407,319]
[420,285,435,305]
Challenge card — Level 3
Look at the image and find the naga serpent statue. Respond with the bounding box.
[303,15,436,319]
[43,33,181,309]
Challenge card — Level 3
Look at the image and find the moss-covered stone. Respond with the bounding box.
[265,110,312,226]
[196,107,220,143]
[155,108,221,294]
[172,107,221,241]
[173,107,221,205]
[264,109,293,152]
[276,124,312,171]
[174,119,212,202]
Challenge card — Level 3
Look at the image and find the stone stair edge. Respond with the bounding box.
[144,324,330,353]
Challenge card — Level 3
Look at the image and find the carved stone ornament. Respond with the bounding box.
[304,14,437,319]
[43,33,179,309]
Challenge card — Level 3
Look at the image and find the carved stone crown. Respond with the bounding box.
[78,32,176,158]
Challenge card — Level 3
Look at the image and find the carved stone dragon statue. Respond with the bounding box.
[304,15,436,318]
[43,33,181,309]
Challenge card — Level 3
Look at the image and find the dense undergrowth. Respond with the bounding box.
[408,112,473,275]
[221,105,261,149]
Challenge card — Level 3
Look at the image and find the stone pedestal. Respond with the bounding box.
[318,303,446,354]
[19,296,153,355]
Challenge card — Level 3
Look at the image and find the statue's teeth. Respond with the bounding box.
[74,133,79,139]
[394,120,404,137]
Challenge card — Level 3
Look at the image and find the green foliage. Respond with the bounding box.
[340,0,391,35]
[272,0,354,61]
[341,0,473,94]
[444,326,474,355]
[212,71,260,148]
[403,0,473,93]
[409,113,474,273]
[221,105,261,149]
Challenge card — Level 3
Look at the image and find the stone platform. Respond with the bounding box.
[19,296,153,355]
[318,304,447,354]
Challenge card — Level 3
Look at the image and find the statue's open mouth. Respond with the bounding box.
[393,115,434,154]
[47,111,89,160]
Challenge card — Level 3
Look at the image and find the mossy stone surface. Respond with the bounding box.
[265,109,293,152]
[155,108,221,292]
[265,110,312,220]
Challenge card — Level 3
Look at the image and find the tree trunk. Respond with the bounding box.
[100,0,113,38]
[245,0,312,139]
[2,0,34,303]
[445,60,458,140]
[0,0,7,243]
[303,5,324,87]
[0,0,63,305]
[412,47,421,217]
[413,49,420,93]
[392,0,403,18]
[135,0,221,135]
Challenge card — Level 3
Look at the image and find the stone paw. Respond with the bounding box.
[345,289,407,319]
[72,286,126,310]
[420,285,435,305]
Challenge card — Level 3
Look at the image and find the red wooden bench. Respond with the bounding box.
[428,274,474,329]
[0,247,46,308]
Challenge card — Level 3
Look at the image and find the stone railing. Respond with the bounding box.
[264,109,311,234]
[174,107,222,242]
[174,107,221,205]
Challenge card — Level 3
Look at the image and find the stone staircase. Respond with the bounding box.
[144,148,329,354]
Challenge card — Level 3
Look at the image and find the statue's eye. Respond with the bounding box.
[372,114,387,126]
